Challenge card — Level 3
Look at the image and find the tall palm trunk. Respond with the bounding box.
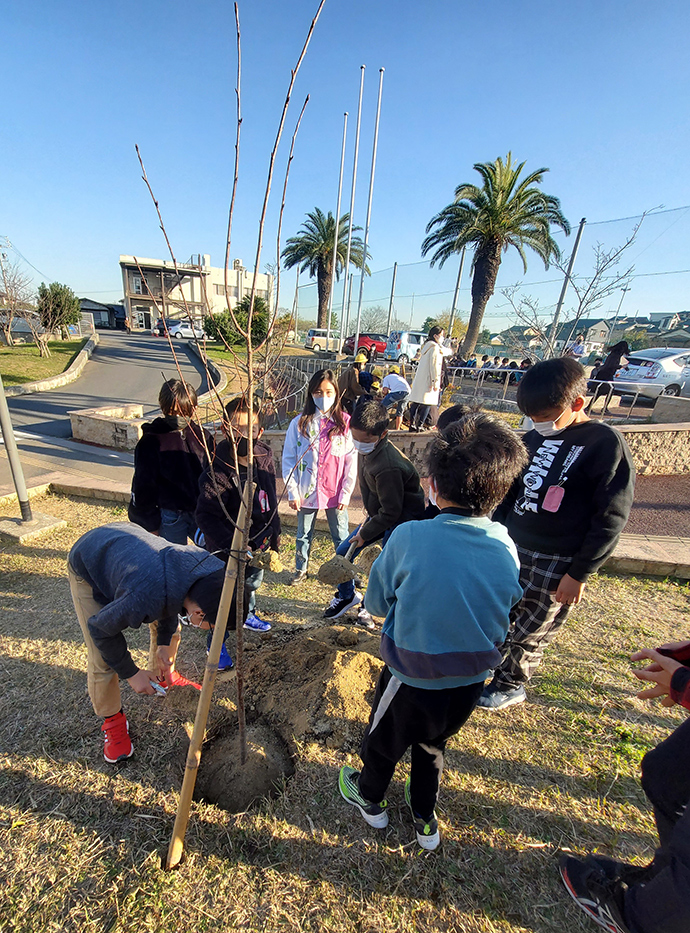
[316,258,332,329]
[461,239,502,357]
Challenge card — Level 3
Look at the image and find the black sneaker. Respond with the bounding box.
[338,766,389,828]
[323,591,363,620]
[583,853,657,887]
[476,682,526,710]
[404,776,440,850]
[559,854,632,932]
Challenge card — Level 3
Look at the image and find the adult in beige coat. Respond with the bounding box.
[408,326,447,430]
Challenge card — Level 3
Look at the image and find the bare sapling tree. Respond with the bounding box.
[132,0,328,870]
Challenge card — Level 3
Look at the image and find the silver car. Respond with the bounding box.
[612,348,690,399]
[168,320,206,340]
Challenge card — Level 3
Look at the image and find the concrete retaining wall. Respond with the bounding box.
[69,404,146,450]
[263,422,690,477]
[651,396,690,424]
[4,334,100,397]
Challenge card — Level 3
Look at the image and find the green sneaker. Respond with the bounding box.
[338,766,389,828]
[404,776,440,850]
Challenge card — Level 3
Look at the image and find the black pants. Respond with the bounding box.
[625,717,690,933]
[357,667,484,820]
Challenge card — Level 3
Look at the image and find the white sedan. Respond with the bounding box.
[167,320,206,340]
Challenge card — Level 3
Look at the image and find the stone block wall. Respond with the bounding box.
[69,405,146,450]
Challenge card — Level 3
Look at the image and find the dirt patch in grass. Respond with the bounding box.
[0,338,87,385]
[1,492,689,932]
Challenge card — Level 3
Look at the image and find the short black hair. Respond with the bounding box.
[436,402,479,432]
[426,325,443,342]
[351,396,389,436]
[427,413,528,516]
[225,395,263,427]
[187,569,226,626]
[159,379,198,417]
[516,357,588,417]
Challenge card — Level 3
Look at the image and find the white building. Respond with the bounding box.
[119,254,273,331]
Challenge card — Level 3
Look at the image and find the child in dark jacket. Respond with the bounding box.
[129,379,214,684]
[68,522,226,764]
[323,397,425,622]
[129,378,213,543]
[481,357,635,711]
[560,637,690,933]
[195,396,281,667]
[338,413,527,849]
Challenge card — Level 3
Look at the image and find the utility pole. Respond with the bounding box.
[0,376,32,522]
[385,262,397,337]
[340,66,365,345]
[609,286,631,343]
[546,217,586,358]
[447,247,466,340]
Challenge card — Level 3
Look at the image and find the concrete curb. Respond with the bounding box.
[187,340,228,403]
[1,474,688,580]
[4,333,100,397]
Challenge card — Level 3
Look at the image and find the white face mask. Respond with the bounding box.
[428,481,438,507]
[313,394,335,413]
[531,410,576,437]
[353,438,377,454]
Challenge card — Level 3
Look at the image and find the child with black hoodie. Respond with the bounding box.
[481,357,635,710]
[129,378,214,684]
[195,396,281,668]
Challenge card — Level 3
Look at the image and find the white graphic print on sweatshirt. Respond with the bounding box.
[514,439,585,516]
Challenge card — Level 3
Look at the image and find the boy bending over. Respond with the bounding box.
[338,413,527,849]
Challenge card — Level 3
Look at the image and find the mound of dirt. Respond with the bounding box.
[194,722,294,812]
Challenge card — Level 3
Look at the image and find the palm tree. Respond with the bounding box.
[282,208,369,329]
[422,154,570,357]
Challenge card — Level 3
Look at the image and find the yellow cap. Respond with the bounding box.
[354,353,368,363]
[389,365,399,374]
[372,367,383,377]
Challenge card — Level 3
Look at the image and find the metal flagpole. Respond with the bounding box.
[385,261,397,337]
[340,66,365,349]
[447,247,465,341]
[0,376,32,522]
[326,112,348,354]
[354,67,385,356]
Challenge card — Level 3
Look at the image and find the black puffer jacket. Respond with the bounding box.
[195,439,281,558]
[129,416,214,533]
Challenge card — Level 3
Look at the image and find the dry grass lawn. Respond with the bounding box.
[0,493,688,933]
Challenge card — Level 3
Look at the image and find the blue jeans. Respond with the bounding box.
[381,390,409,416]
[295,507,350,571]
[159,508,197,544]
[336,526,392,601]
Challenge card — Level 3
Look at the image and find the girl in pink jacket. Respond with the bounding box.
[282,369,357,585]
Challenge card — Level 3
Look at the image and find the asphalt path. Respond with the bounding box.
[6,331,209,438]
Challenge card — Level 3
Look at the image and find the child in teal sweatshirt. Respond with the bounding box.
[338,413,527,849]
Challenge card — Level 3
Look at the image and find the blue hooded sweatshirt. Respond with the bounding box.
[69,522,224,679]
[365,510,522,689]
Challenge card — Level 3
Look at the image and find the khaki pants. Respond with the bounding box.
[68,566,122,718]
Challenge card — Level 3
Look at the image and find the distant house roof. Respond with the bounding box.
[554,318,609,339]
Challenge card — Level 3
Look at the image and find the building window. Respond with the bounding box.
[132,275,143,295]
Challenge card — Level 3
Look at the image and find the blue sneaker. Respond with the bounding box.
[244,612,272,632]
[207,633,234,671]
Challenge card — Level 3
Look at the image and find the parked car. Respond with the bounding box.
[611,348,690,399]
[304,328,341,352]
[169,320,206,340]
[152,317,176,336]
[383,330,427,363]
[341,332,387,359]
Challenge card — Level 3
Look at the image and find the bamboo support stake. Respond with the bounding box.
[165,484,253,870]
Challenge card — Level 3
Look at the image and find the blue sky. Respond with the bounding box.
[3,0,690,330]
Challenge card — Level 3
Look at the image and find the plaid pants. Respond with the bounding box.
[492,547,572,690]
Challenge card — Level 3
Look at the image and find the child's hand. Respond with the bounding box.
[156,645,174,679]
[554,573,585,606]
[127,669,158,695]
[352,530,366,548]
[289,497,300,511]
[632,648,684,704]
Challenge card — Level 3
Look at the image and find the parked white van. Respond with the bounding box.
[383,330,427,363]
[304,328,341,352]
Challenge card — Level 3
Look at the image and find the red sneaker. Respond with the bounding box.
[101,711,133,763]
[162,672,202,691]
